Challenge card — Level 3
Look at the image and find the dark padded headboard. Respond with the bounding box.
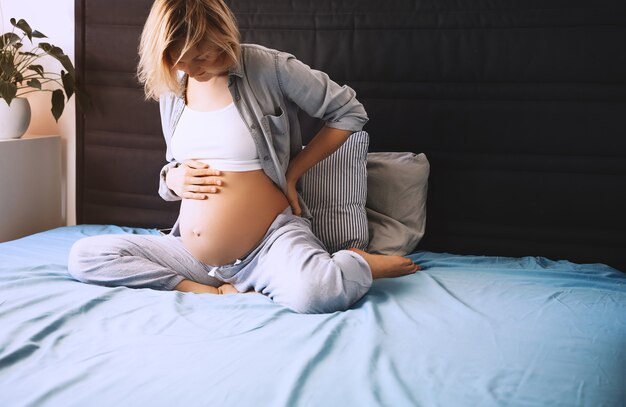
[75,0,626,270]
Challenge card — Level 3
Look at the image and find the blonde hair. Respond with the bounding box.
[138,0,240,100]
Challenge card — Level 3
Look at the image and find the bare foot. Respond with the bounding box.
[175,280,259,295]
[217,283,239,295]
[219,283,260,295]
[348,248,420,279]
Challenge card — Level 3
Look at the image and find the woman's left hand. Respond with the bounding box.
[286,178,302,216]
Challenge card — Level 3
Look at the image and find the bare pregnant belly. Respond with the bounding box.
[179,170,289,266]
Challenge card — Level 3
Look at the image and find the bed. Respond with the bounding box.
[1,0,626,405]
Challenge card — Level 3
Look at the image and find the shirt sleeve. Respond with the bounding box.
[276,52,368,132]
[158,94,182,202]
[158,161,181,201]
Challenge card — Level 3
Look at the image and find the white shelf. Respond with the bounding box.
[0,135,63,242]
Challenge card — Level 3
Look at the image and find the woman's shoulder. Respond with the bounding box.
[240,44,296,69]
[241,43,290,57]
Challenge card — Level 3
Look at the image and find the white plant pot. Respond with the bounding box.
[0,98,32,140]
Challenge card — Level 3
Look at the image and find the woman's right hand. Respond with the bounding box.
[166,159,223,199]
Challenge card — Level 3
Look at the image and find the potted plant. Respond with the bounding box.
[0,18,76,139]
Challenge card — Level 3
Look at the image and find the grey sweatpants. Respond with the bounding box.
[68,208,372,313]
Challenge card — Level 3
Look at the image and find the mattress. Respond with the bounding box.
[1,225,625,406]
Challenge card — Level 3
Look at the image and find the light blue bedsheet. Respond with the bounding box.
[1,225,625,406]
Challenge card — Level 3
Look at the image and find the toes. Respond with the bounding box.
[402,257,417,268]
[407,263,420,274]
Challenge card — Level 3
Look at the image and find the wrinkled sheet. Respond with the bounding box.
[1,225,625,406]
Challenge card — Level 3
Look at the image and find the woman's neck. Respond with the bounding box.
[185,73,233,112]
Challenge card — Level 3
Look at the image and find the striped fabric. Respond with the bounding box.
[300,131,369,253]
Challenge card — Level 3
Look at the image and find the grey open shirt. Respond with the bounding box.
[158,44,369,236]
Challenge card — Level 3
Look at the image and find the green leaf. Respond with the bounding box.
[0,33,21,48]
[27,64,45,77]
[61,70,74,99]
[38,43,75,77]
[27,78,41,89]
[10,18,33,41]
[0,59,15,78]
[0,80,17,104]
[51,88,65,121]
[32,30,47,39]
[19,51,38,57]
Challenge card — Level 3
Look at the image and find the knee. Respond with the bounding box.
[277,278,353,314]
[67,235,120,283]
[280,253,373,314]
[67,236,97,282]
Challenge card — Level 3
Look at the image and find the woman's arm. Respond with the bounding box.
[276,52,368,214]
[277,52,368,133]
[285,126,352,215]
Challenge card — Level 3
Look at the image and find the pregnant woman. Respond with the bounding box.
[68,0,419,313]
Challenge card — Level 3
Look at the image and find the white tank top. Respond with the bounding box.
[171,102,263,171]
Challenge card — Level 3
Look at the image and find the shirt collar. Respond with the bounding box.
[228,58,243,78]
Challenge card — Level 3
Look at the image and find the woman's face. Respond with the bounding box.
[169,41,227,81]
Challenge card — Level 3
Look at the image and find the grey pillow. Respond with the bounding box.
[365,152,429,255]
[300,131,369,253]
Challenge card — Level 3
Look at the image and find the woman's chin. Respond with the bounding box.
[192,74,210,81]
[191,72,224,82]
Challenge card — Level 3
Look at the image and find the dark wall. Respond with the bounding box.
[76,0,626,270]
